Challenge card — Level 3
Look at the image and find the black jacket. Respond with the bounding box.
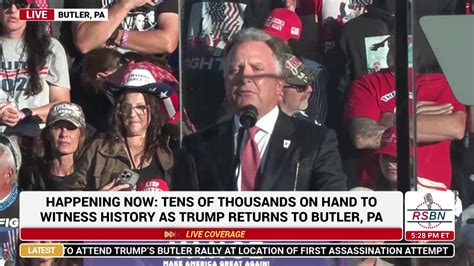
[172,111,347,191]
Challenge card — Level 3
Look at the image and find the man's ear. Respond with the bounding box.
[276,78,284,98]
[6,167,14,184]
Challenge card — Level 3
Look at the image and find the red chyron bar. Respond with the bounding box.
[18,9,108,21]
[18,8,53,21]
[406,231,454,241]
[20,228,403,241]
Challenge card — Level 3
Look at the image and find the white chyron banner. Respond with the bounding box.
[20,192,403,241]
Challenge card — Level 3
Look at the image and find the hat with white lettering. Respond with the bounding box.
[136,178,169,192]
[47,102,86,128]
[375,127,397,157]
[104,61,181,124]
[375,127,415,158]
[263,8,302,41]
[283,53,316,86]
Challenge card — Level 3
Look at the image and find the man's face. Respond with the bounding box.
[379,154,397,189]
[0,160,13,195]
[0,1,28,36]
[280,84,313,116]
[225,41,284,118]
[135,14,145,30]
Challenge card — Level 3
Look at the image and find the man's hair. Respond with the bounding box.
[82,48,170,93]
[0,144,17,183]
[222,28,286,77]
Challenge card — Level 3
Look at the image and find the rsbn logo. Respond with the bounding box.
[407,193,452,229]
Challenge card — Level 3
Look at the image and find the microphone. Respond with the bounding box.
[424,193,433,210]
[231,105,258,188]
[424,193,434,227]
[239,105,258,129]
[136,178,170,191]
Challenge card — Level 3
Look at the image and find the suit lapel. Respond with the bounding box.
[214,120,237,190]
[258,112,296,190]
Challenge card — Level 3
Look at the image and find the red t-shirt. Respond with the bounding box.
[416,73,466,188]
[344,71,396,187]
[344,71,466,188]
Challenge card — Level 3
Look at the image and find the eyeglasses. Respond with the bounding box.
[2,1,30,9]
[0,135,18,172]
[284,84,308,93]
[118,104,149,116]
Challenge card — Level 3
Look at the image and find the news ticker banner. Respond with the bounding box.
[18,8,108,21]
[19,243,454,258]
[20,192,403,241]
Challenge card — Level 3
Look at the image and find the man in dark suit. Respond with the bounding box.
[173,28,347,191]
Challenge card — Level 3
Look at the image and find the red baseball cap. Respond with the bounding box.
[263,8,302,41]
[375,127,414,158]
[120,61,178,87]
[375,127,397,157]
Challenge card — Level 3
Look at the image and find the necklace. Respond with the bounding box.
[0,186,18,211]
[0,41,26,103]
[124,138,146,170]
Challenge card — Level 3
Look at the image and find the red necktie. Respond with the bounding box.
[241,127,261,191]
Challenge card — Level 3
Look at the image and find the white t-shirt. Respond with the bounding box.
[0,37,70,134]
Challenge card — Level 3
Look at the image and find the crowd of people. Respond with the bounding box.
[0,0,472,265]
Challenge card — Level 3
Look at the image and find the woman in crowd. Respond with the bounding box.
[19,102,87,191]
[74,61,181,191]
[81,48,194,136]
[0,0,70,136]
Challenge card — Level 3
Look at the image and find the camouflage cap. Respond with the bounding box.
[283,53,316,87]
[47,102,86,128]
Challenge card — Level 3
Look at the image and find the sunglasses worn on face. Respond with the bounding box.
[284,84,307,93]
[0,135,17,172]
[2,1,29,9]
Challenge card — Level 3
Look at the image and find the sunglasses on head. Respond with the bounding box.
[284,84,308,93]
[0,135,17,172]
[2,0,30,9]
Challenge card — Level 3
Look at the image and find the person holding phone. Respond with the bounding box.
[74,61,177,191]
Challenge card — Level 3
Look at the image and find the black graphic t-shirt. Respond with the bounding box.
[76,0,177,31]
[182,0,282,129]
[62,0,177,55]
[135,157,170,191]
